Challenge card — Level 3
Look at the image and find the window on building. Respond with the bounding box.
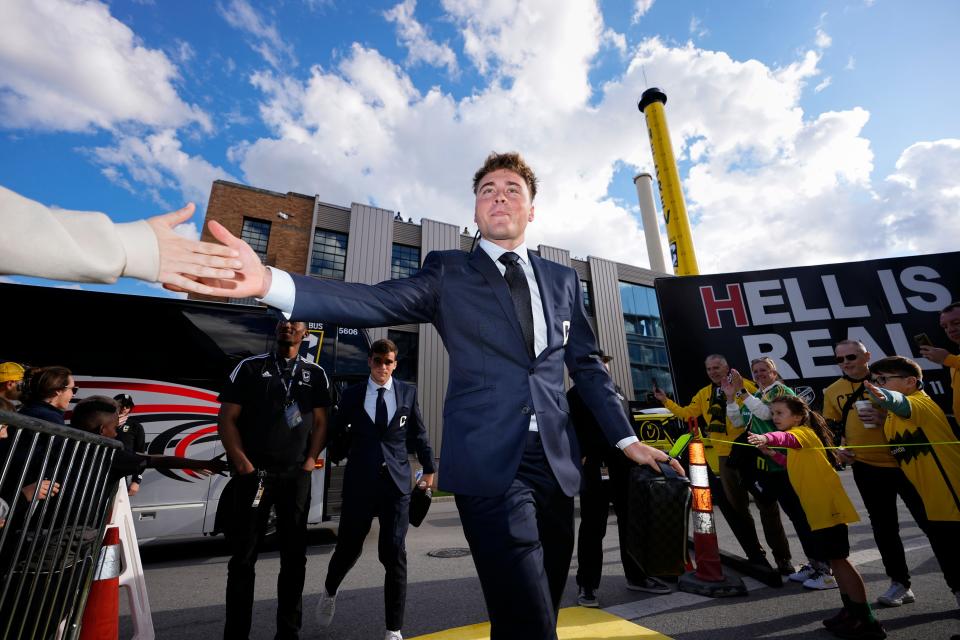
[391,244,421,280]
[388,330,419,384]
[310,229,348,280]
[619,281,673,405]
[240,218,271,263]
[580,280,594,316]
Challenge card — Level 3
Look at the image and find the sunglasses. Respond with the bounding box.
[63,386,80,394]
[834,354,862,363]
[872,374,907,385]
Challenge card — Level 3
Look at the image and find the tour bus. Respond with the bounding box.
[0,282,370,543]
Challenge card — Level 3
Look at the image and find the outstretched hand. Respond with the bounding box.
[163,220,272,298]
[147,204,243,293]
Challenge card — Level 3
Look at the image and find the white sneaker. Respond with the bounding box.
[315,590,336,628]
[803,571,839,590]
[788,563,816,583]
[385,631,403,640]
[877,581,916,607]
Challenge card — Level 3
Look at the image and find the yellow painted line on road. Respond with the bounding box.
[410,606,672,639]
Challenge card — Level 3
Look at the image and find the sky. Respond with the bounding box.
[1,0,958,298]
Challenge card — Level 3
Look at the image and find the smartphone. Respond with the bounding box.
[913,333,933,348]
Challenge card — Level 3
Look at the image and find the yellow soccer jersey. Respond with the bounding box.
[884,391,960,522]
[822,377,897,468]
[945,353,960,423]
[785,426,860,531]
[662,379,757,458]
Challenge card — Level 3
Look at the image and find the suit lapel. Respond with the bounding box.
[388,380,408,430]
[529,254,557,359]
[468,248,527,350]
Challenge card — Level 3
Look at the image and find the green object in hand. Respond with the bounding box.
[668,433,691,458]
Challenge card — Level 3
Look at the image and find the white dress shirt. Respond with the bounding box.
[365,376,397,424]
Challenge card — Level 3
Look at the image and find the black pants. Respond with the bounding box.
[325,469,411,632]
[224,470,312,640]
[714,456,791,564]
[576,449,645,589]
[455,431,574,640]
[756,471,820,561]
[852,461,960,591]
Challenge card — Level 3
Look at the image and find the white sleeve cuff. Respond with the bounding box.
[257,267,295,318]
[615,435,640,449]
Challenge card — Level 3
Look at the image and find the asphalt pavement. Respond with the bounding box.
[121,469,960,639]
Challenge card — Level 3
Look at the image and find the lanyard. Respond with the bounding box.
[275,357,300,403]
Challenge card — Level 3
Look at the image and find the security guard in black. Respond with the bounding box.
[218,320,330,640]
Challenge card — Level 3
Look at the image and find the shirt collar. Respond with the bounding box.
[479,237,529,266]
[367,376,394,392]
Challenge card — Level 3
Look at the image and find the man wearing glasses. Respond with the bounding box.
[0,362,25,409]
[315,338,435,640]
[823,340,921,607]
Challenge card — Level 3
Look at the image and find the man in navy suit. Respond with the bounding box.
[315,338,435,640]
[200,152,684,639]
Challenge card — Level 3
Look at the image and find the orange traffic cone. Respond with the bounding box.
[677,418,746,597]
[80,526,122,640]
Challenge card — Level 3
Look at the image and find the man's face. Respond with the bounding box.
[835,343,870,378]
[368,351,398,386]
[705,358,728,385]
[1,380,22,401]
[474,169,534,247]
[276,321,307,347]
[941,307,960,345]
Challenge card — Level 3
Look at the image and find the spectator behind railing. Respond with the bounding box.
[70,396,225,484]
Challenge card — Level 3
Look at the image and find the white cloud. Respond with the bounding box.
[689,15,708,39]
[632,0,655,24]
[815,13,832,49]
[601,28,627,57]
[384,0,459,76]
[90,129,238,208]
[227,1,958,275]
[217,0,297,70]
[814,76,832,92]
[0,0,210,132]
[845,55,856,71]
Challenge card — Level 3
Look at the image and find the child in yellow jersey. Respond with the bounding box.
[864,356,960,612]
[748,397,885,640]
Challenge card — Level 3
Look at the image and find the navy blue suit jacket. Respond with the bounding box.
[336,378,435,498]
[290,247,634,497]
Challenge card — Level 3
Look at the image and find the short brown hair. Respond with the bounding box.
[369,338,398,358]
[23,366,72,403]
[869,356,922,379]
[472,152,539,201]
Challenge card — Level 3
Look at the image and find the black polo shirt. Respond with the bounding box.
[218,353,331,471]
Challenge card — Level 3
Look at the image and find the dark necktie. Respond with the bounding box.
[498,252,535,358]
[376,387,388,433]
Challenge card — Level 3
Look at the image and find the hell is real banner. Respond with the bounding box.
[654,251,959,418]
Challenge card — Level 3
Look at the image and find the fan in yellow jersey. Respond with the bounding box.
[918,301,960,428]
[824,340,926,607]
[863,356,960,611]
[748,397,885,640]
[654,354,791,573]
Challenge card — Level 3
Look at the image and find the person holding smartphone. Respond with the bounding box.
[918,301,960,431]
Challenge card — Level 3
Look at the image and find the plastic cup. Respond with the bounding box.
[855,399,876,428]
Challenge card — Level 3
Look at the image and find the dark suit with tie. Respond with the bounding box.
[324,377,435,632]
[287,246,633,638]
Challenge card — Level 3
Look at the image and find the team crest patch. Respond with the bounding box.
[302,370,311,383]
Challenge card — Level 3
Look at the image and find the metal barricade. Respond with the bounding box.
[0,409,121,640]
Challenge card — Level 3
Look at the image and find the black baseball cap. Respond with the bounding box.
[113,393,135,409]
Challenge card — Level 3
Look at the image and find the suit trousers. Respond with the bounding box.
[455,431,575,640]
[716,456,791,565]
[325,468,411,631]
[224,470,312,640]
[576,450,646,590]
